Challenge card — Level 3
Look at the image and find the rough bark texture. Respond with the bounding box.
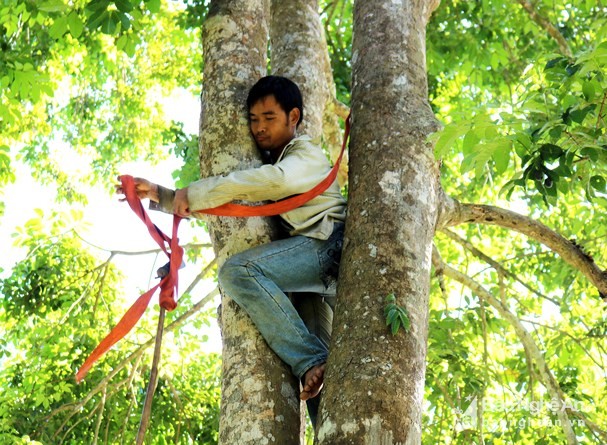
[200,1,301,443]
[317,1,441,443]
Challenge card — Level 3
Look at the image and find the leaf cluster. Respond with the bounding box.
[384,293,411,335]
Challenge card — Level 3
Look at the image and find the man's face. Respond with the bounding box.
[249,95,299,153]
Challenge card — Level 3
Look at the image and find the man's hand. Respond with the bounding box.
[174,187,191,217]
[116,177,159,202]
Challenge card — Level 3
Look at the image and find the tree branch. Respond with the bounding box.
[136,308,165,445]
[438,197,607,299]
[516,0,573,58]
[432,247,579,445]
[92,385,106,445]
[48,283,219,434]
[442,228,561,306]
[521,318,605,369]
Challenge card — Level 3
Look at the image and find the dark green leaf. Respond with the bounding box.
[540,143,564,161]
[590,176,606,192]
[85,0,111,12]
[545,57,566,70]
[581,147,599,162]
[100,11,119,34]
[118,12,131,31]
[114,0,133,12]
[87,8,108,29]
[391,317,401,335]
[38,0,67,13]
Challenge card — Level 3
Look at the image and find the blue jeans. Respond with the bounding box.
[218,223,344,381]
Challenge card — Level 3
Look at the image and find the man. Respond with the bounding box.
[122,76,346,421]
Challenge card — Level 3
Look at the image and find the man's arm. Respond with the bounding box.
[117,178,190,217]
[186,140,330,211]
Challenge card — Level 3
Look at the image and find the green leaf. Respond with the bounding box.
[398,308,411,332]
[493,140,511,176]
[114,0,133,12]
[391,317,401,335]
[433,122,469,159]
[118,12,131,31]
[100,11,119,34]
[87,7,108,29]
[583,80,596,101]
[539,143,564,162]
[146,0,161,13]
[116,33,128,50]
[67,11,84,38]
[384,294,410,336]
[462,129,480,155]
[86,0,111,11]
[49,16,68,39]
[38,0,67,13]
[581,147,599,162]
[569,105,596,124]
[590,176,606,192]
[386,308,398,326]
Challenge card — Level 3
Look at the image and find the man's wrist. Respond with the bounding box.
[150,183,160,202]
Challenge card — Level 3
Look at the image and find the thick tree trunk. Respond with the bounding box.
[317,0,441,443]
[200,1,301,443]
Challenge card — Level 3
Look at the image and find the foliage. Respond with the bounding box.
[384,293,411,335]
[0,210,220,444]
[424,1,607,443]
[320,0,352,104]
[0,0,204,204]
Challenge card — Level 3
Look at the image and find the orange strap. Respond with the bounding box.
[76,115,350,382]
[76,176,184,382]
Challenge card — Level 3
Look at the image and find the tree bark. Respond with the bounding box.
[317,1,441,443]
[200,1,301,443]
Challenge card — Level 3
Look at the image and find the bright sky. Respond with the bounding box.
[0,88,223,353]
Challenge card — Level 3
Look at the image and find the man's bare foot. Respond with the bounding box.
[300,363,326,401]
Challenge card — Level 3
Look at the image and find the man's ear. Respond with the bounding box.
[288,108,300,127]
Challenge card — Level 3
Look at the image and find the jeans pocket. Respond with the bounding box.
[317,223,345,290]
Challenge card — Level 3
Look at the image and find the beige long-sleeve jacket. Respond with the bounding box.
[152,135,346,240]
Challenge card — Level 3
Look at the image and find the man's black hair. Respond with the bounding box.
[247,76,304,127]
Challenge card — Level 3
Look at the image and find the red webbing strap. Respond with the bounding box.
[76,177,183,382]
[197,114,350,217]
[76,115,350,382]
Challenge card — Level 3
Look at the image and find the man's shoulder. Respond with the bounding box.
[285,135,322,154]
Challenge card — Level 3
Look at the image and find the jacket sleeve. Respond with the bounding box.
[187,141,329,211]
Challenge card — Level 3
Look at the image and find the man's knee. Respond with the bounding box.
[218,255,245,290]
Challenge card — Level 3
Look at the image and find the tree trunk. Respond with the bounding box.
[317,0,441,443]
[200,1,301,443]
